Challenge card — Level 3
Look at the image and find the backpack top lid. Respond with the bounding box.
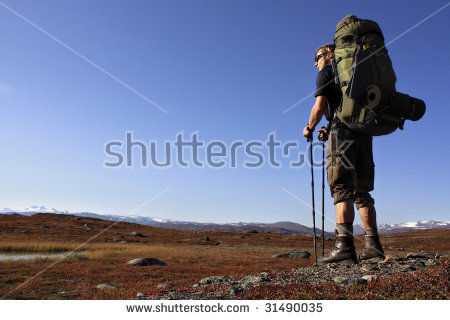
[334,14,384,45]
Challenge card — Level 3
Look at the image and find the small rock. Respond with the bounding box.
[406,252,437,260]
[288,252,311,259]
[360,265,379,272]
[400,264,416,272]
[347,277,367,286]
[333,276,366,286]
[130,231,143,237]
[96,283,118,289]
[415,260,426,268]
[379,256,395,264]
[127,258,166,266]
[136,292,146,298]
[406,252,428,259]
[425,259,438,266]
[333,276,348,284]
[202,237,210,241]
[228,286,242,295]
[197,276,231,286]
[157,283,174,290]
[240,275,263,289]
[361,275,377,282]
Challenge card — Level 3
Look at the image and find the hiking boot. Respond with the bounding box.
[317,231,358,265]
[358,233,385,262]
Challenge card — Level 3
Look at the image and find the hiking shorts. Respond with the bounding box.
[326,124,375,209]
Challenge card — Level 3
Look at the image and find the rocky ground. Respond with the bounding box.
[135,252,448,300]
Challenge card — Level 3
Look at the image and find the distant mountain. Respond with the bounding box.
[353,220,450,234]
[1,207,448,236]
[0,208,330,236]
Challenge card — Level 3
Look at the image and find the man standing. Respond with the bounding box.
[303,44,385,264]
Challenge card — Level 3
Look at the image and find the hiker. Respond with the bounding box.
[302,43,385,264]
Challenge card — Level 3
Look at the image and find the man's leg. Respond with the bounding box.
[317,197,358,265]
[318,125,358,265]
[336,198,355,224]
[358,203,376,230]
[335,198,355,237]
[353,128,385,262]
[356,200,385,261]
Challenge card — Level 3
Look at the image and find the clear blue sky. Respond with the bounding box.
[1,0,449,231]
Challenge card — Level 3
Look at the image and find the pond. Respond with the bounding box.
[0,252,69,261]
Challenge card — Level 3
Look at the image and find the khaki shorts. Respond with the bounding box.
[326,124,375,209]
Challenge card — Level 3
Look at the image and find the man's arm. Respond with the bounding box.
[303,95,327,138]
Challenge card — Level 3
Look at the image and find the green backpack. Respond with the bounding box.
[331,14,425,136]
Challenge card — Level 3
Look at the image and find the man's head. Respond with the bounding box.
[314,43,335,71]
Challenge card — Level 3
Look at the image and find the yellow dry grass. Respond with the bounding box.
[0,241,276,262]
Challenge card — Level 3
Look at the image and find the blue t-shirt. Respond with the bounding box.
[314,64,342,121]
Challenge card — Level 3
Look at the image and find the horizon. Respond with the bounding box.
[1,0,450,232]
[1,206,448,229]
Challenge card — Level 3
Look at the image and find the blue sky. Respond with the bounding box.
[1,0,449,231]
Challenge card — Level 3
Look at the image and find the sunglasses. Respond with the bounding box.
[314,52,327,63]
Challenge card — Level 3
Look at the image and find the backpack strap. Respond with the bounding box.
[335,53,353,64]
[359,108,367,123]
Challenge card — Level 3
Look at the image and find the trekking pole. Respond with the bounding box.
[308,136,317,265]
[321,126,326,256]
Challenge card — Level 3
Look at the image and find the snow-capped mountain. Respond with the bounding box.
[1,206,69,215]
[353,220,450,234]
[1,207,449,235]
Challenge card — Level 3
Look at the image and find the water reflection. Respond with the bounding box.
[0,252,68,261]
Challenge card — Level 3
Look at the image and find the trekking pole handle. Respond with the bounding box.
[318,126,327,142]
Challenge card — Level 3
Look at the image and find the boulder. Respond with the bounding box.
[272,251,310,259]
[288,251,311,259]
[127,258,166,266]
